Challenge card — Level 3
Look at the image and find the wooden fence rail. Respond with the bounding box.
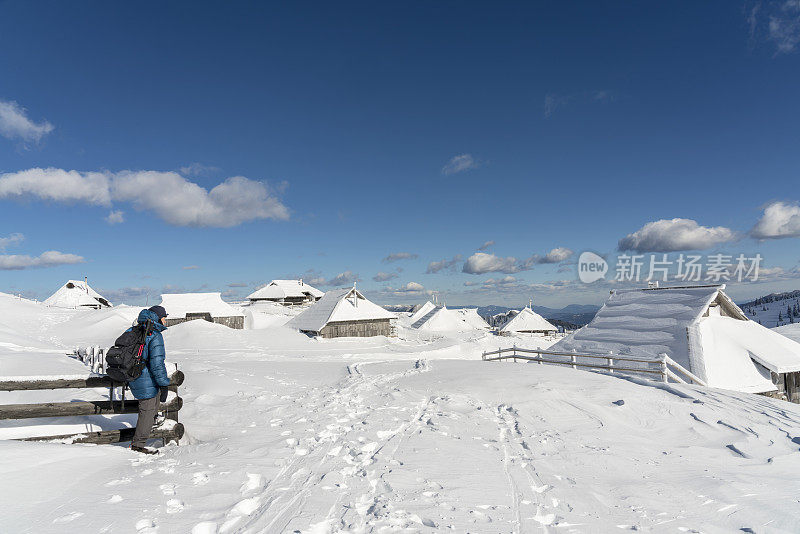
[0,369,185,446]
[0,370,184,392]
[481,346,706,386]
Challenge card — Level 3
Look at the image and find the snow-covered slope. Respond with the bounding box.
[1,295,800,531]
[741,290,800,328]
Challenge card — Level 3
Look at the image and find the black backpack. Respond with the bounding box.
[105,320,153,383]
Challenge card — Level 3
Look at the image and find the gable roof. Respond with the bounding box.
[550,284,800,394]
[159,293,243,318]
[413,306,486,332]
[287,288,395,332]
[44,280,112,308]
[247,280,324,300]
[409,301,436,324]
[499,306,557,332]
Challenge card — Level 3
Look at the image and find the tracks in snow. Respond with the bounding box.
[222,358,433,533]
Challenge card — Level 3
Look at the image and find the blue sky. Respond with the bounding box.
[1,1,800,308]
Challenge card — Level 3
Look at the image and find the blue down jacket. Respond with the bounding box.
[128,309,171,400]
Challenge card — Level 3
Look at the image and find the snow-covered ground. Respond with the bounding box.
[2,294,800,532]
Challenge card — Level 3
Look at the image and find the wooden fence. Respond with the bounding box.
[482,346,707,386]
[0,369,185,446]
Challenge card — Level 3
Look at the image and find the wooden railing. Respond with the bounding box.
[481,347,707,386]
[72,346,106,374]
[0,369,185,445]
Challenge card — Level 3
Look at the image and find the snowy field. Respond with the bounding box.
[2,294,800,533]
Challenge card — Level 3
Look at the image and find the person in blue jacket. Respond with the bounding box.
[129,305,171,454]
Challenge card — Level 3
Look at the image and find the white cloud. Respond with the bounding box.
[618,218,737,252]
[426,255,462,273]
[105,210,124,225]
[769,1,800,53]
[182,265,200,270]
[442,154,479,175]
[0,168,112,205]
[0,99,54,143]
[747,0,800,53]
[463,248,575,274]
[482,275,518,287]
[382,252,418,263]
[385,281,428,295]
[112,172,289,227]
[463,252,523,274]
[464,276,520,289]
[373,271,399,282]
[751,201,800,239]
[397,281,425,293]
[539,247,573,264]
[325,271,360,287]
[477,240,495,251]
[179,162,219,177]
[0,233,24,251]
[0,168,290,228]
[0,250,84,270]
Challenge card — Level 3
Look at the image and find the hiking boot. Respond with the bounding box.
[131,445,158,455]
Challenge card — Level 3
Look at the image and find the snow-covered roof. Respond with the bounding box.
[409,301,436,324]
[413,306,487,332]
[159,293,244,318]
[704,317,800,375]
[552,285,724,369]
[247,280,324,301]
[287,288,395,333]
[550,284,800,394]
[454,308,490,329]
[499,306,557,333]
[44,280,112,309]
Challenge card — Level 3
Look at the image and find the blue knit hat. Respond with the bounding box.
[148,305,168,319]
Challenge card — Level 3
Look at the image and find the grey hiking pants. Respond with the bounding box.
[132,395,159,448]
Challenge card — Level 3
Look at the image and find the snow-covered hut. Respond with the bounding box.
[551,284,800,401]
[160,292,245,329]
[44,280,111,309]
[247,279,324,306]
[287,287,395,338]
[499,306,557,335]
[412,305,486,332]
